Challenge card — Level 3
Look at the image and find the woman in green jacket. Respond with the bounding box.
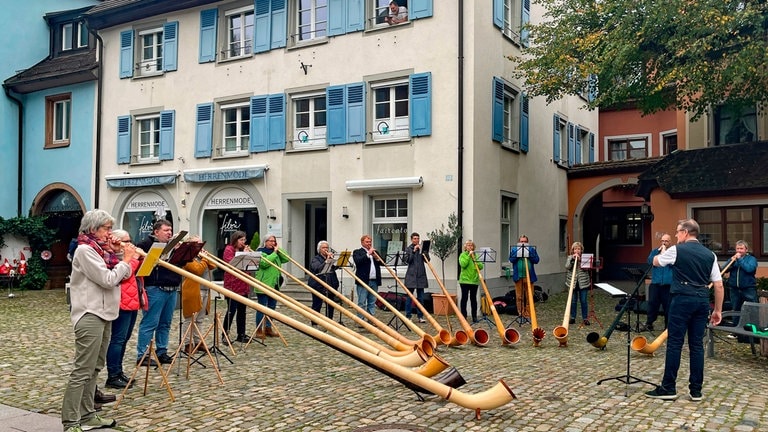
[254,235,289,337]
[458,240,483,323]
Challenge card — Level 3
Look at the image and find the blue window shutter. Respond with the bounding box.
[159,110,175,161]
[410,0,433,20]
[162,21,178,72]
[588,132,595,162]
[347,0,364,32]
[409,72,431,137]
[271,0,286,49]
[268,94,286,151]
[520,93,529,152]
[492,77,504,143]
[250,95,269,152]
[347,83,366,143]
[194,103,214,158]
[117,116,131,164]
[492,0,503,28]
[326,85,346,145]
[521,0,530,47]
[119,30,134,79]
[254,0,271,53]
[575,126,582,164]
[567,123,575,166]
[199,9,218,63]
[552,115,560,163]
[328,0,345,36]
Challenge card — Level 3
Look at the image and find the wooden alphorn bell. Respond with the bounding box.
[553,257,579,347]
[523,259,546,347]
[473,259,520,346]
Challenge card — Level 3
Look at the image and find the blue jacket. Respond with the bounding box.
[725,253,757,289]
[509,244,539,283]
[647,248,673,285]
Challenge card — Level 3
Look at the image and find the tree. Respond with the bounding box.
[509,0,768,120]
[427,213,462,280]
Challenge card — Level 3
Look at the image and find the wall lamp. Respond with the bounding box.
[342,206,349,219]
[268,208,277,220]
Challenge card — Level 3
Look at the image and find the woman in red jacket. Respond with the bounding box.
[222,231,252,342]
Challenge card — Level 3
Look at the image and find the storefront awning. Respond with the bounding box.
[105,171,178,188]
[183,165,267,183]
[345,176,424,191]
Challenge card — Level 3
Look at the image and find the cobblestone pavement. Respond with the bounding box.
[1,283,766,432]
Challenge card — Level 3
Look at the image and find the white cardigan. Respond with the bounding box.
[69,244,131,326]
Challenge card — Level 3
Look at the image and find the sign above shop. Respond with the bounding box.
[126,191,168,212]
[206,188,256,209]
[42,190,81,213]
[105,171,178,188]
[184,164,267,183]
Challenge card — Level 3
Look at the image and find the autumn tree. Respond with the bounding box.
[510,0,767,119]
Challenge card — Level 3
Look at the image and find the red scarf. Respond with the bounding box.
[77,233,120,270]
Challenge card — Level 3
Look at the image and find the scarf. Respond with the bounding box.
[77,233,120,270]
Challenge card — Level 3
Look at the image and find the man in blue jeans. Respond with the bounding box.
[136,220,191,366]
[352,235,381,321]
[646,218,724,402]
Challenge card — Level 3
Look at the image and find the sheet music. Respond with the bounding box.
[230,251,261,271]
[580,253,594,269]
[515,243,535,258]
[595,283,627,297]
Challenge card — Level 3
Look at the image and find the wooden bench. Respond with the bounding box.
[707,301,768,358]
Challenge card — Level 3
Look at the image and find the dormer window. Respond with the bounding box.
[61,21,89,52]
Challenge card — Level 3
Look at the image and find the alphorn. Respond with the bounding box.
[587,265,652,349]
[144,250,516,419]
[553,257,579,347]
[203,251,431,366]
[423,257,490,346]
[631,257,735,355]
[523,259,546,347]
[268,249,437,352]
[372,250,456,346]
[473,259,520,345]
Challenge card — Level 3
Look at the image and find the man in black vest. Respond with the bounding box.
[352,234,381,321]
[646,218,724,402]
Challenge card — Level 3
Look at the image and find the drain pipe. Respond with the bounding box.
[88,20,104,208]
[4,86,23,217]
[456,0,465,257]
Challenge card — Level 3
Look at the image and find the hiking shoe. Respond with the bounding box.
[65,426,84,432]
[105,375,132,389]
[157,353,174,364]
[645,386,678,400]
[81,414,117,430]
[639,323,654,332]
[136,357,158,367]
[690,391,702,402]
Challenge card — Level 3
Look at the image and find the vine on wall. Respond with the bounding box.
[0,216,57,290]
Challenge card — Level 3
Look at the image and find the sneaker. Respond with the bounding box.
[65,426,84,432]
[690,391,702,402]
[81,414,117,430]
[639,323,654,332]
[157,353,174,364]
[726,334,738,339]
[105,375,132,390]
[645,386,678,400]
[583,319,590,326]
[418,318,426,323]
[569,318,575,325]
[136,357,158,367]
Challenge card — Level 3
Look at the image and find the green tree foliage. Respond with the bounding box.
[249,232,261,250]
[427,213,462,280]
[510,0,767,119]
[0,216,57,290]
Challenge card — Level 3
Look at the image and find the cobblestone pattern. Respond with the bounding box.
[0,285,765,431]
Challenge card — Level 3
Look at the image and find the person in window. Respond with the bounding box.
[386,0,408,25]
[565,242,591,326]
[62,209,136,432]
[458,240,483,323]
[222,231,252,342]
[725,240,757,312]
[308,240,340,324]
[403,232,429,323]
[508,235,539,318]
[254,235,289,337]
[352,235,382,322]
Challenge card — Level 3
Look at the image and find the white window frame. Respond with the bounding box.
[53,99,71,143]
[62,23,73,51]
[604,134,651,161]
[77,22,88,48]
[371,195,409,254]
[136,113,161,162]
[224,5,254,60]
[500,194,518,264]
[578,127,589,163]
[291,91,327,150]
[659,129,677,156]
[220,101,250,156]
[712,104,758,146]
[557,116,568,165]
[293,0,328,44]
[502,0,523,44]
[137,27,164,76]
[371,78,409,142]
[502,84,521,151]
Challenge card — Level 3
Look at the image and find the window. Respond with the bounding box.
[45,93,71,149]
[500,195,517,260]
[225,6,254,59]
[553,115,567,165]
[662,132,677,155]
[371,196,409,253]
[493,0,530,46]
[294,0,327,43]
[559,218,568,253]
[220,102,250,155]
[62,23,73,51]
[292,92,327,149]
[492,78,521,151]
[607,137,648,161]
[137,114,161,161]
[372,79,409,142]
[695,207,758,257]
[77,22,89,48]
[713,104,757,146]
[137,28,163,75]
[371,0,409,27]
[603,208,643,245]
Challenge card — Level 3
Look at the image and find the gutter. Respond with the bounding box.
[87,20,104,208]
[457,0,465,258]
[3,86,23,217]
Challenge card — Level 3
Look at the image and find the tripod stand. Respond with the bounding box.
[384,252,408,331]
[208,294,234,366]
[473,248,496,331]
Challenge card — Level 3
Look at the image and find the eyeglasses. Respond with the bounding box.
[100,225,113,231]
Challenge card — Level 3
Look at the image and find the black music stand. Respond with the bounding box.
[595,271,656,396]
[509,243,535,326]
[385,252,408,331]
[334,250,352,326]
[208,290,235,365]
[474,248,496,330]
[623,267,650,333]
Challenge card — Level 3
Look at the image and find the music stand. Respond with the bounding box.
[582,254,603,328]
[206,289,235,365]
[474,248,496,330]
[595,273,656,396]
[334,250,352,326]
[510,243,535,326]
[385,252,408,331]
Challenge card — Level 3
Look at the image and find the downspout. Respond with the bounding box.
[4,87,23,217]
[456,0,465,258]
[88,21,104,208]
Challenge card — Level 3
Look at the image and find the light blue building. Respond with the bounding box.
[2,0,101,287]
